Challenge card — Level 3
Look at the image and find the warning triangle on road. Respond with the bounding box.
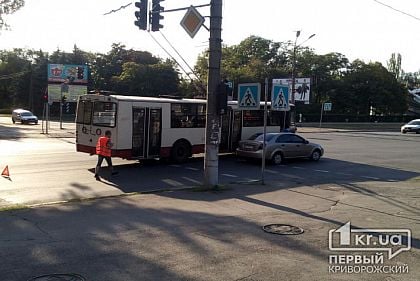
[240,88,257,107]
[1,165,10,178]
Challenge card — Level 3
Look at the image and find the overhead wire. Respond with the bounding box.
[104,2,208,93]
[159,31,202,81]
[373,0,420,22]
[103,2,132,16]
[149,31,208,95]
[148,32,195,82]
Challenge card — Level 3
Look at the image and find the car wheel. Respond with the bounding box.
[12,118,15,124]
[402,131,406,134]
[271,152,283,165]
[310,149,321,161]
[171,140,191,163]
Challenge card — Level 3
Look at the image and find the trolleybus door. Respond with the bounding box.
[147,108,162,157]
[220,109,242,152]
[132,107,162,158]
[230,110,242,150]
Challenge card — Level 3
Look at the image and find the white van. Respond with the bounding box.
[12,109,38,124]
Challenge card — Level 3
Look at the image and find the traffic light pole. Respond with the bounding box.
[60,87,63,129]
[204,0,222,188]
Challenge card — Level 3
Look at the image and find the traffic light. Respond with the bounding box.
[151,0,164,32]
[43,92,48,103]
[134,0,148,30]
[216,81,230,115]
[61,95,67,104]
[77,66,84,80]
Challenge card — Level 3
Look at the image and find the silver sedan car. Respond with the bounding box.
[236,133,324,165]
[401,119,420,134]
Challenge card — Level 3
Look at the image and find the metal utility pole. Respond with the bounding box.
[60,88,63,129]
[290,31,300,126]
[261,78,268,185]
[204,0,222,187]
[290,32,315,126]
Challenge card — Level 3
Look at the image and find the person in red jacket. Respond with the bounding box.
[94,130,117,180]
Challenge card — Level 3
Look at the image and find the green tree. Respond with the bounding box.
[387,53,402,80]
[0,0,24,30]
[112,59,179,96]
[196,35,289,86]
[89,43,161,92]
[334,61,407,115]
[0,49,31,109]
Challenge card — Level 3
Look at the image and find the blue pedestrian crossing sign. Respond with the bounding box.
[238,83,261,110]
[271,84,290,111]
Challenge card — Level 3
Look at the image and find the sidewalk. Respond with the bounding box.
[0,180,418,281]
[0,116,75,139]
[297,122,402,133]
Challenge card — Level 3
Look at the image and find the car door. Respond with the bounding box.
[274,134,296,158]
[289,135,311,157]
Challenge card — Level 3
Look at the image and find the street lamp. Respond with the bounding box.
[290,32,316,124]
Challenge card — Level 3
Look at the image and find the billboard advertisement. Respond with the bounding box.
[48,64,88,84]
[47,84,88,102]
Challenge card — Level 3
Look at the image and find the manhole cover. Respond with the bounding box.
[27,273,86,281]
[262,224,304,235]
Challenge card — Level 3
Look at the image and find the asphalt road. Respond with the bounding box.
[0,118,419,207]
[0,118,419,281]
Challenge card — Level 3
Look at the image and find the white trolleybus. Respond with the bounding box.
[75,93,288,163]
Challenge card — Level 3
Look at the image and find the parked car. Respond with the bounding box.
[401,119,420,134]
[12,109,38,124]
[236,132,324,165]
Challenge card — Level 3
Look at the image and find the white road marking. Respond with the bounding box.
[292,166,304,170]
[361,176,380,180]
[185,167,199,171]
[265,169,278,174]
[221,173,238,178]
[162,179,183,186]
[169,165,181,168]
[182,177,202,184]
[281,174,303,179]
[314,169,330,173]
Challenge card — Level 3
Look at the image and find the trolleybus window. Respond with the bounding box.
[171,103,206,128]
[76,100,93,125]
[243,110,282,127]
[93,102,117,127]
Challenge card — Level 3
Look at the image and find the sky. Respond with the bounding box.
[1,0,420,73]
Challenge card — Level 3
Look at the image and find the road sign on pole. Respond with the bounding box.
[180,6,205,38]
[272,77,311,104]
[323,102,332,111]
[238,83,261,110]
[271,84,290,111]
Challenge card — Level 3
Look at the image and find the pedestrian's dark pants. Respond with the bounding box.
[95,155,113,177]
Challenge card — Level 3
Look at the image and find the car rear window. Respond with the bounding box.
[254,134,276,142]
